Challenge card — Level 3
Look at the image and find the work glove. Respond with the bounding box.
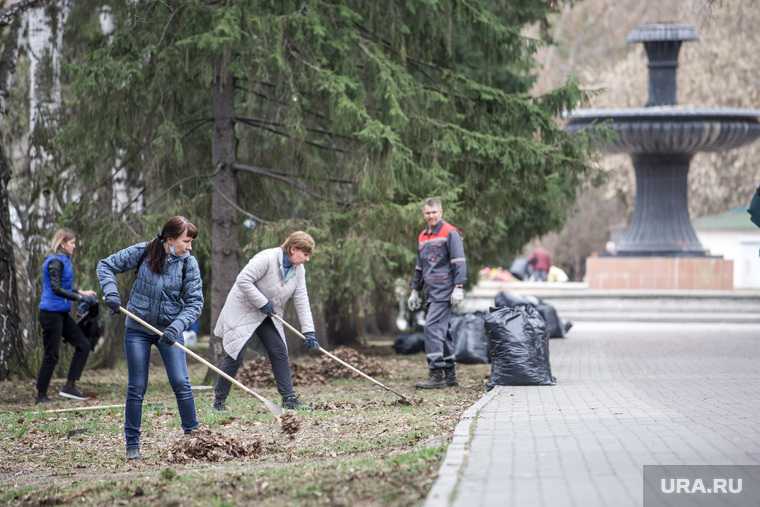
[303,331,319,350]
[259,301,275,317]
[407,290,421,311]
[104,294,122,315]
[450,286,465,307]
[81,294,99,306]
[160,326,180,347]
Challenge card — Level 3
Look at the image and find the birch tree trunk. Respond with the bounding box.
[0,145,20,381]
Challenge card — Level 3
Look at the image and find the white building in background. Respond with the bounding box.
[693,208,760,289]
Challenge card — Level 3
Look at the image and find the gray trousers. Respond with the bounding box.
[214,317,294,402]
[425,300,456,370]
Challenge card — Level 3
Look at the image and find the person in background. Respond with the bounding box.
[528,245,552,282]
[36,228,99,404]
[96,216,204,461]
[213,231,319,411]
[408,198,467,389]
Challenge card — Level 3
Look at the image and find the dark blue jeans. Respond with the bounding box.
[124,326,198,449]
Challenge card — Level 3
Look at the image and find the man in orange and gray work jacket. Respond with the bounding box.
[407,197,467,389]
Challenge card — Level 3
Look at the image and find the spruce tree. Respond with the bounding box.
[47,1,592,362]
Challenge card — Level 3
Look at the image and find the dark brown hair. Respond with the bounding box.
[145,216,198,273]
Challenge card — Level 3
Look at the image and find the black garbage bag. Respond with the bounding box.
[494,291,530,308]
[449,312,489,364]
[393,332,426,354]
[536,303,564,338]
[484,304,556,387]
[749,185,760,228]
[508,257,531,281]
[76,300,103,350]
[495,292,568,339]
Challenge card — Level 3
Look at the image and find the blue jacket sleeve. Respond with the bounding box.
[96,243,147,298]
[448,230,467,286]
[48,260,82,301]
[165,256,204,336]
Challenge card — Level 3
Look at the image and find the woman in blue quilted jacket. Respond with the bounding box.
[96,216,204,461]
[36,228,99,404]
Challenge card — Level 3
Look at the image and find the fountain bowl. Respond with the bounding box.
[567,106,760,154]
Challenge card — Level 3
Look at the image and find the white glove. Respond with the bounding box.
[451,286,465,307]
[407,290,421,311]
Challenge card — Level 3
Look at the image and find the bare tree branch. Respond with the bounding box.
[215,187,271,224]
[0,0,48,28]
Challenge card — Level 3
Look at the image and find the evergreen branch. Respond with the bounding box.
[181,118,214,139]
[235,117,350,154]
[137,167,221,217]
[156,2,186,48]
[215,188,271,224]
[266,169,354,185]
[351,21,442,75]
[237,84,327,121]
[234,115,355,142]
[234,161,353,206]
[232,162,324,200]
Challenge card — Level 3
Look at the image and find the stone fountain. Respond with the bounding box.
[567,23,760,289]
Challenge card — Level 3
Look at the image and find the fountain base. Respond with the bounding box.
[585,256,733,290]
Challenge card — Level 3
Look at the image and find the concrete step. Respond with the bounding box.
[464,296,760,314]
[462,281,760,323]
[558,312,760,324]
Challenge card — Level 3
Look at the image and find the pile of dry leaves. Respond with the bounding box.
[239,359,327,386]
[166,429,262,463]
[238,347,387,386]
[316,347,387,379]
[279,413,301,438]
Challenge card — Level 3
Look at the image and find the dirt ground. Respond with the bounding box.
[0,344,489,506]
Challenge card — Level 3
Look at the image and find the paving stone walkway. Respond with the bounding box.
[425,322,760,507]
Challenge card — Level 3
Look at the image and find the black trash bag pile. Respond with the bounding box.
[393,332,426,355]
[449,312,489,364]
[484,304,556,387]
[494,291,569,339]
[509,257,531,281]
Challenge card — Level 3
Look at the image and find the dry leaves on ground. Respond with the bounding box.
[165,429,262,463]
[238,347,387,387]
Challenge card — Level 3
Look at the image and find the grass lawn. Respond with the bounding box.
[0,345,489,506]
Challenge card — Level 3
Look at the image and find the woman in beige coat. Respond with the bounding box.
[213,231,318,410]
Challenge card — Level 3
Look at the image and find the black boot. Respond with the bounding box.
[415,368,447,389]
[212,399,226,411]
[282,393,305,410]
[444,365,458,387]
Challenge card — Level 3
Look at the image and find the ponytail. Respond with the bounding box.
[145,216,198,274]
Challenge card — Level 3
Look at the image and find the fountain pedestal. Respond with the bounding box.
[586,257,733,290]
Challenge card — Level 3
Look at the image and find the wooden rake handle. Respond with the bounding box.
[271,314,411,403]
[117,306,283,418]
